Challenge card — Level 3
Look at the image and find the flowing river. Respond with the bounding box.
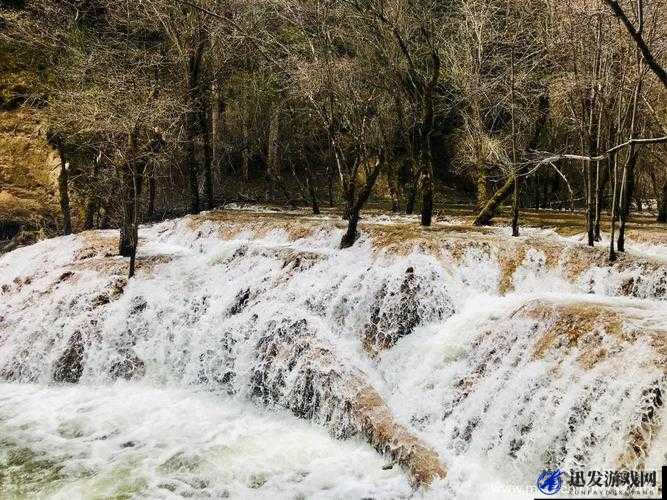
[1,208,665,498]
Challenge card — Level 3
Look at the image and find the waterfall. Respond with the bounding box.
[1,208,665,498]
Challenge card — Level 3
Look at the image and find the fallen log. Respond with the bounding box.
[349,376,447,486]
[252,316,447,487]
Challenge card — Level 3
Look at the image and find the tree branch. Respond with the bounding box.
[533,135,667,165]
[170,0,289,75]
[603,0,667,88]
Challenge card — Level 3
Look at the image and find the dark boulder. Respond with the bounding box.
[53,331,84,383]
[363,266,453,354]
[109,349,146,380]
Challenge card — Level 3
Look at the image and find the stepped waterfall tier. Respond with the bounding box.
[1,208,665,499]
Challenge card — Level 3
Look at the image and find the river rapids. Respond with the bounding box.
[1,207,665,499]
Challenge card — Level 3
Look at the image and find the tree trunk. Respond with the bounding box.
[617,40,643,253]
[593,161,609,241]
[658,181,667,223]
[622,154,637,219]
[267,107,281,192]
[83,178,98,230]
[473,94,549,225]
[119,132,144,258]
[420,161,433,226]
[340,208,359,249]
[211,78,225,172]
[341,178,355,221]
[419,51,439,227]
[511,174,519,237]
[200,103,214,210]
[328,168,334,207]
[405,162,419,215]
[609,152,618,261]
[147,175,156,220]
[266,106,295,206]
[83,156,99,230]
[241,114,250,181]
[474,177,512,226]
[386,164,401,213]
[119,166,135,257]
[185,40,205,215]
[542,171,550,209]
[510,47,518,238]
[586,21,603,247]
[617,149,638,252]
[531,173,541,209]
[128,171,140,279]
[57,148,72,236]
[304,166,320,215]
[185,111,200,214]
[340,155,383,249]
[602,0,667,89]
[586,161,595,246]
[84,199,96,230]
[476,162,488,210]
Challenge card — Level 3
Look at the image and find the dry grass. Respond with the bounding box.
[75,231,117,261]
[188,210,330,242]
[184,207,665,300]
[69,231,173,278]
[497,246,527,295]
[519,301,629,368]
[519,300,663,348]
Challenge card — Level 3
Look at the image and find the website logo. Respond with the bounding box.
[537,469,563,495]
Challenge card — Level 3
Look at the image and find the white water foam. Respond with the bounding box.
[0,382,411,499]
[1,212,665,499]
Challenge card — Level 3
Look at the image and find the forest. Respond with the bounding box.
[1,0,665,266]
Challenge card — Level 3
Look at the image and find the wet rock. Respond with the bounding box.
[228,288,251,316]
[91,277,127,308]
[362,266,453,354]
[90,294,111,307]
[222,244,248,264]
[109,349,145,380]
[57,271,74,283]
[159,451,201,473]
[251,318,333,422]
[157,483,178,493]
[57,417,91,439]
[52,331,84,383]
[129,296,147,315]
[618,379,665,468]
[281,250,323,273]
[251,316,447,486]
[248,473,267,489]
[196,334,237,392]
[0,362,22,381]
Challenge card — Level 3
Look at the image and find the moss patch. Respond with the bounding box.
[0,438,66,498]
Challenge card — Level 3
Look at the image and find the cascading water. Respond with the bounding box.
[1,208,665,499]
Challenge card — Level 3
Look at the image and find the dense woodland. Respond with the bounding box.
[1,0,665,273]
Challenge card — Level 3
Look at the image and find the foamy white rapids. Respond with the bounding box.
[0,210,665,499]
[0,383,410,499]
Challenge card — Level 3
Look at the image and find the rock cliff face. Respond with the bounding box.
[0,40,62,250]
[0,106,61,244]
